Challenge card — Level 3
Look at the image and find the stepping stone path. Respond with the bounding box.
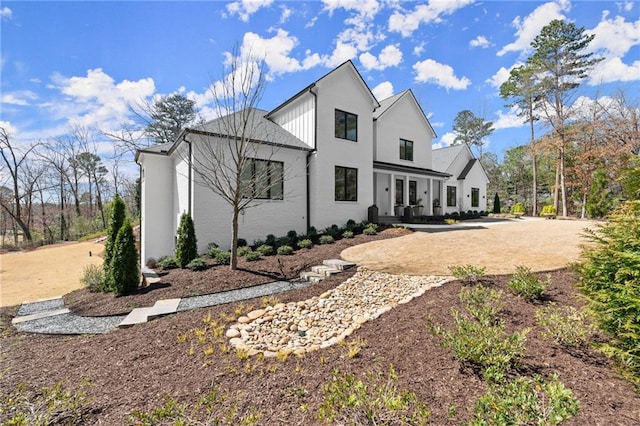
[227,269,452,357]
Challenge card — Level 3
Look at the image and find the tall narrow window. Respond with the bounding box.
[335,110,358,141]
[335,166,358,201]
[447,186,457,207]
[409,180,417,205]
[471,187,479,208]
[241,159,284,200]
[400,139,414,161]
[395,179,404,205]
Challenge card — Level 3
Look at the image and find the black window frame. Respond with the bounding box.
[471,187,480,208]
[241,158,284,200]
[409,180,418,205]
[395,179,404,205]
[447,186,457,207]
[335,109,358,142]
[335,166,358,201]
[400,139,414,161]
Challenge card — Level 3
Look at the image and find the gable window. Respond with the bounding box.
[471,188,480,208]
[335,109,358,141]
[395,179,404,205]
[447,186,457,207]
[400,139,414,161]
[241,159,284,200]
[335,166,358,201]
[409,180,417,205]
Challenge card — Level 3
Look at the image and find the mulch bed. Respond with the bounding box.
[1,229,638,425]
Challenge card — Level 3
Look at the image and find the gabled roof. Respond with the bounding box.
[266,60,380,117]
[431,144,466,173]
[374,90,437,138]
[458,159,477,180]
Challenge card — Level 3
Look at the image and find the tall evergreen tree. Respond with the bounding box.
[452,110,494,159]
[493,193,501,214]
[102,194,126,292]
[109,219,139,295]
[528,19,603,217]
[145,94,198,145]
[175,212,197,268]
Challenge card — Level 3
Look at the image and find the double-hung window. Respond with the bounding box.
[471,188,479,208]
[335,109,358,141]
[241,159,284,200]
[335,166,358,201]
[447,186,457,207]
[400,139,413,161]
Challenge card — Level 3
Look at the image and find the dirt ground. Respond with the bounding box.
[342,218,597,275]
[0,241,103,307]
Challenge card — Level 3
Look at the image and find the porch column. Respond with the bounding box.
[389,173,395,216]
[404,176,410,206]
[429,179,435,216]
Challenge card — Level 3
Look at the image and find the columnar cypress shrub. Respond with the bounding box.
[101,194,126,292]
[493,193,501,214]
[109,219,139,296]
[175,212,197,268]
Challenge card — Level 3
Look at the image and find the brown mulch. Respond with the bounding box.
[1,229,638,425]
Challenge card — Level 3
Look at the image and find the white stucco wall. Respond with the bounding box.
[139,153,174,264]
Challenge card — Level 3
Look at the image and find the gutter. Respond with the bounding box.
[183,133,192,216]
[307,85,318,232]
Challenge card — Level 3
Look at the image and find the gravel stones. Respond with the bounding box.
[227,268,451,355]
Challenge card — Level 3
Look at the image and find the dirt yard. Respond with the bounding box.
[0,242,103,307]
[342,218,597,275]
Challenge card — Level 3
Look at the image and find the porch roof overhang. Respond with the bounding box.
[373,161,451,179]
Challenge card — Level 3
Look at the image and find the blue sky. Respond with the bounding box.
[1,0,639,164]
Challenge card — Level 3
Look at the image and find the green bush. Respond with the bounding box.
[342,230,354,239]
[363,224,378,235]
[297,239,313,249]
[318,366,430,425]
[102,194,126,292]
[468,374,579,426]
[244,250,261,262]
[448,264,487,285]
[158,256,178,269]
[535,305,593,348]
[256,244,274,256]
[577,201,640,384]
[237,238,247,247]
[175,212,197,268]
[237,246,253,257]
[186,257,208,271]
[277,245,294,255]
[493,193,501,213]
[510,202,526,215]
[319,235,335,245]
[80,264,103,292]
[459,285,503,326]
[508,265,549,301]
[541,205,557,216]
[108,219,139,296]
[214,250,231,265]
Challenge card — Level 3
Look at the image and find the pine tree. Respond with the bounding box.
[175,212,197,268]
[586,167,613,218]
[109,219,139,296]
[102,194,126,292]
[493,193,501,214]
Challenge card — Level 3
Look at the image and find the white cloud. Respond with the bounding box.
[359,44,403,71]
[388,0,475,37]
[493,107,526,130]
[413,59,471,90]
[0,120,18,136]
[588,57,640,85]
[322,0,380,19]
[485,64,522,88]
[469,35,490,48]
[587,13,640,57]
[434,131,457,148]
[0,6,12,20]
[1,90,38,106]
[497,0,570,56]
[225,0,274,22]
[323,42,359,67]
[279,5,292,23]
[413,43,425,56]
[372,81,394,100]
[619,1,634,12]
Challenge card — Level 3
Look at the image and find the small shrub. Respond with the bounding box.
[297,238,313,249]
[80,264,103,292]
[237,238,247,247]
[469,374,579,426]
[186,257,208,271]
[345,219,357,231]
[306,226,318,241]
[256,244,274,256]
[319,235,335,245]
[363,223,378,235]
[459,286,504,325]
[102,194,126,292]
[237,246,253,257]
[277,245,294,255]
[265,234,277,247]
[510,202,526,215]
[541,205,557,216]
[508,265,549,301]
[175,212,197,268]
[214,250,231,265]
[158,256,178,269]
[342,230,354,239]
[535,305,593,348]
[109,219,139,296]
[318,366,430,425]
[444,218,458,225]
[448,264,487,285]
[145,257,158,269]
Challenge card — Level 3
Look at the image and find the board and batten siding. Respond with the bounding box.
[269,93,316,148]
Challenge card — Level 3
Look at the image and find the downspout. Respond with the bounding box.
[183,132,192,216]
[307,85,318,232]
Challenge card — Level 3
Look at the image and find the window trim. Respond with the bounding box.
[447,185,457,207]
[399,138,414,161]
[241,158,284,201]
[335,166,358,202]
[335,109,358,142]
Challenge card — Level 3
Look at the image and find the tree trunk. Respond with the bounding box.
[553,156,560,214]
[230,205,239,270]
[529,114,538,216]
[559,145,568,217]
[581,192,587,219]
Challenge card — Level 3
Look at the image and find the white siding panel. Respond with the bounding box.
[270,95,315,148]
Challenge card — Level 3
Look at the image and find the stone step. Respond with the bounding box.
[12,308,70,325]
[311,265,341,277]
[300,271,326,283]
[323,259,356,271]
[119,307,153,327]
[119,298,181,327]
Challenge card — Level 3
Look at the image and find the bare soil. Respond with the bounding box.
[1,219,638,425]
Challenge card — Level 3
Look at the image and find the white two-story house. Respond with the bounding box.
[136,60,485,264]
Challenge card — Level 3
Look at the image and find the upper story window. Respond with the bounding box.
[335,109,358,141]
[241,159,284,200]
[400,139,414,161]
[335,166,358,201]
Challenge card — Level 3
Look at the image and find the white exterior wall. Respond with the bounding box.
[173,144,191,234]
[309,67,375,230]
[374,97,433,169]
[460,164,489,212]
[139,153,174,264]
[191,140,308,251]
[270,94,315,148]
